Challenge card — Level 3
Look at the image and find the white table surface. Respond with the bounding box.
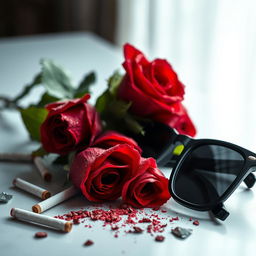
[0,32,256,256]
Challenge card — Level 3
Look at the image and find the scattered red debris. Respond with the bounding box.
[155,235,165,242]
[193,220,200,226]
[34,232,47,238]
[111,225,119,231]
[152,207,160,211]
[132,226,144,233]
[73,218,80,224]
[139,218,151,223]
[55,205,197,241]
[170,216,179,222]
[189,217,193,221]
[84,240,94,246]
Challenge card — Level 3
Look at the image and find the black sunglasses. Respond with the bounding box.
[135,122,256,221]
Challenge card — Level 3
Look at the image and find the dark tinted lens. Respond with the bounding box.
[173,145,245,205]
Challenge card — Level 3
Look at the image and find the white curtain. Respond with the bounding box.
[116,0,256,150]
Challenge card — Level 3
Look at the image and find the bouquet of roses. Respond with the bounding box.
[0,44,196,208]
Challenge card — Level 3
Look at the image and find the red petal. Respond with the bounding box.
[92,131,142,153]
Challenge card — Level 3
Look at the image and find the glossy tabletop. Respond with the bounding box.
[0,32,255,256]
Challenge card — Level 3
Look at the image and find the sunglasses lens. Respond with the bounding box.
[173,144,245,205]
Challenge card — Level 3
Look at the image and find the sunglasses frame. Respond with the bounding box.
[168,135,256,220]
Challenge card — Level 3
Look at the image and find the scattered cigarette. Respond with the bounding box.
[0,153,32,162]
[32,186,79,214]
[10,208,72,232]
[13,178,51,200]
[33,156,52,181]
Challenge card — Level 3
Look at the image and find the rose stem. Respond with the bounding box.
[0,153,32,162]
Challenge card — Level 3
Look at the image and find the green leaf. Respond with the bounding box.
[108,71,123,97]
[37,92,60,108]
[32,146,48,157]
[53,155,69,165]
[20,106,48,141]
[13,73,42,103]
[41,59,74,99]
[74,72,96,98]
[124,115,145,135]
[108,99,132,117]
[95,90,110,113]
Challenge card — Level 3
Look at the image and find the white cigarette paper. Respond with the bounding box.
[32,186,79,213]
[10,208,72,232]
[0,153,32,162]
[13,178,51,200]
[33,156,52,181]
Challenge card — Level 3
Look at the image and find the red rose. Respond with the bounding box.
[117,43,196,136]
[70,144,141,202]
[40,94,101,155]
[92,131,142,153]
[118,43,184,118]
[122,157,171,208]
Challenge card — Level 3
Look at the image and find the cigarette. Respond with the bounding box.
[33,156,52,181]
[13,178,51,200]
[10,208,72,232]
[0,153,32,162]
[32,186,79,214]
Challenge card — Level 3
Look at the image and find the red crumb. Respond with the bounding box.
[84,240,94,246]
[73,218,80,224]
[114,233,119,238]
[170,216,179,222]
[152,207,160,211]
[193,220,200,226]
[155,235,165,242]
[133,226,143,233]
[34,232,47,238]
[161,210,167,213]
[189,217,193,221]
[139,218,151,223]
[111,225,119,230]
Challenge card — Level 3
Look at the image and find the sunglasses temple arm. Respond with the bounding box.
[156,134,192,166]
[195,173,230,221]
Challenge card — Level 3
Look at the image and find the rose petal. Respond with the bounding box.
[92,131,142,153]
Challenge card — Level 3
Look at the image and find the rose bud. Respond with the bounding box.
[40,94,102,155]
[122,157,171,208]
[70,144,141,202]
[92,131,142,153]
[117,43,196,136]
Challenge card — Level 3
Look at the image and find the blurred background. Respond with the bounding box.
[1,0,256,149]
